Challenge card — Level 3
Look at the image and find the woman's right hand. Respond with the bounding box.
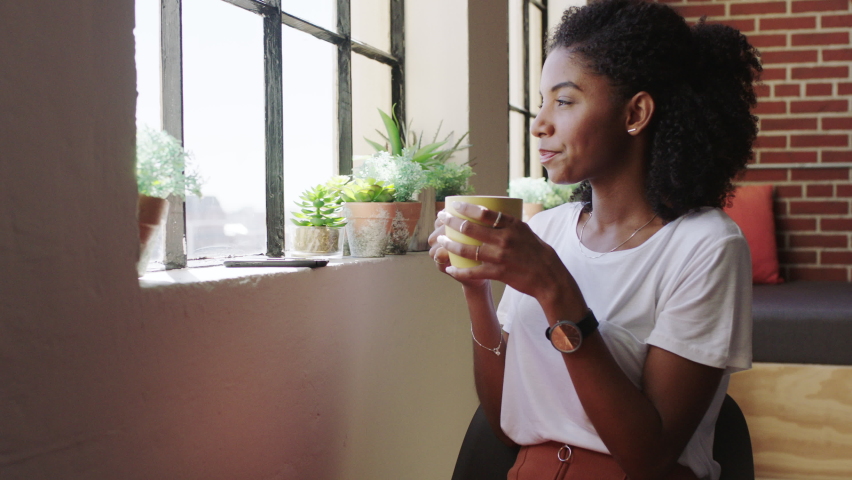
[428,210,490,290]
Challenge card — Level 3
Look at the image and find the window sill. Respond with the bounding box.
[138,252,431,289]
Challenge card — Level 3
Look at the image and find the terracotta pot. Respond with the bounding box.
[523,202,544,222]
[386,202,422,255]
[137,194,169,276]
[341,202,395,257]
[436,201,446,216]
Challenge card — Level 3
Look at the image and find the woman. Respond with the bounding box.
[429,1,761,479]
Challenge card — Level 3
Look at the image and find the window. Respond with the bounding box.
[135,0,403,269]
[509,0,548,182]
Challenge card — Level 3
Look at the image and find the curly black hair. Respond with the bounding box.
[552,0,762,221]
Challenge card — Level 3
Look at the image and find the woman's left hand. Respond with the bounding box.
[436,201,582,305]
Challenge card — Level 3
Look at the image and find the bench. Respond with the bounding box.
[727,280,852,480]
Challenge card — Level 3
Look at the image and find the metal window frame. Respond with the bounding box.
[509,0,547,178]
[161,0,187,268]
[158,0,404,266]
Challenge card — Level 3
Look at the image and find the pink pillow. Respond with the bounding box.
[723,184,784,284]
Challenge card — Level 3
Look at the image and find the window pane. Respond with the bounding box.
[281,0,336,34]
[282,28,337,220]
[135,0,161,129]
[529,5,543,115]
[508,0,525,108]
[529,4,544,179]
[135,0,166,269]
[529,117,542,179]
[182,0,266,258]
[352,55,392,162]
[352,0,390,52]
[509,111,526,181]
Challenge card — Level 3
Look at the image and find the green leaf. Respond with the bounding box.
[412,141,447,164]
[364,138,385,152]
[379,108,402,155]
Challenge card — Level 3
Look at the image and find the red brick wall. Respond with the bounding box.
[660,0,852,281]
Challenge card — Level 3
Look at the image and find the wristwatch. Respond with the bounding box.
[545,310,599,353]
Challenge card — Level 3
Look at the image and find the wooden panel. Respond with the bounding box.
[727,363,852,480]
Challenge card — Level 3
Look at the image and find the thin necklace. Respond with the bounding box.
[578,211,658,259]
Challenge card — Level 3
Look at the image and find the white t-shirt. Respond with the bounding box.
[497,202,752,480]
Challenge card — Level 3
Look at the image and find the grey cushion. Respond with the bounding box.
[752,281,852,365]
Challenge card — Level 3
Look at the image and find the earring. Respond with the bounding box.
[628,128,638,133]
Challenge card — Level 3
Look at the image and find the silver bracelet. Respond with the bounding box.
[471,325,503,356]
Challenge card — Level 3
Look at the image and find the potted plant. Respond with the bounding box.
[365,108,470,170]
[135,126,202,276]
[355,151,427,255]
[338,177,396,258]
[288,182,346,257]
[364,107,471,251]
[508,177,576,221]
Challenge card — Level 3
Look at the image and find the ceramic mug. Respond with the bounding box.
[444,195,524,268]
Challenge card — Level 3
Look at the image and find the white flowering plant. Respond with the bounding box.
[354,150,427,202]
[508,177,577,210]
[136,126,203,199]
[427,162,476,201]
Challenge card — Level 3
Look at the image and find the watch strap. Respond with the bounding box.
[576,309,599,338]
[545,310,599,343]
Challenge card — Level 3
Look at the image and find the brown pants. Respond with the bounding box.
[507,442,700,480]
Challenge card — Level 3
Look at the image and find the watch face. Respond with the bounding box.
[551,322,582,353]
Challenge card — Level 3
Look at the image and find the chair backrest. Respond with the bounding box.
[451,394,754,480]
[451,405,518,480]
[714,394,755,480]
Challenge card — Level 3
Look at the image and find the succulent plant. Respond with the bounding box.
[338,177,396,203]
[325,175,352,194]
[291,184,346,227]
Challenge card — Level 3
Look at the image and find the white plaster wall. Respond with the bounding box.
[406,0,470,166]
[0,1,483,478]
[130,258,476,479]
[468,0,510,196]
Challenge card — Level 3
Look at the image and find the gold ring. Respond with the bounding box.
[435,259,448,265]
[492,211,503,228]
[475,245,481,262]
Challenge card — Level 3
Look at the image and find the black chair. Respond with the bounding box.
[713,394,755,480]
[451,406,520,480]
[451,394,753,480]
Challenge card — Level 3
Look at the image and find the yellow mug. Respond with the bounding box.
[444,195,524,268]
